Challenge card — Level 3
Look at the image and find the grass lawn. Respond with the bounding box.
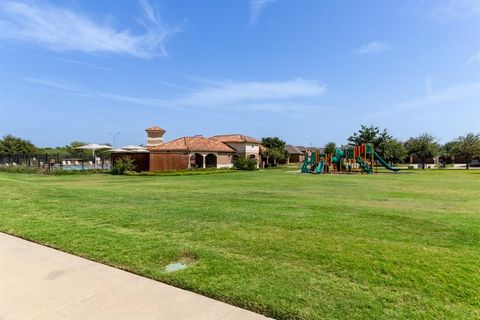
[1,170,479,319]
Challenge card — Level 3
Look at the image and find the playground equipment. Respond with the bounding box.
[301,143,400,174]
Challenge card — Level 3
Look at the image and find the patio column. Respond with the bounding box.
[202,154,206,168]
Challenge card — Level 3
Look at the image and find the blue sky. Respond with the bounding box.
[0,0,479,147]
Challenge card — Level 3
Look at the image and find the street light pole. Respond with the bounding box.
[111,132,120,147]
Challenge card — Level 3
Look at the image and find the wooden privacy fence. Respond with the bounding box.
[149,152,189,171]
[111,152,150,172]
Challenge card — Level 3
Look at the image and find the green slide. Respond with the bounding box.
[356,158,372,174]
[374,151,400,172]
[315,160,324,174]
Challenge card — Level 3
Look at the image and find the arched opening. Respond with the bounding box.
[194,153,203,169]
[205,153,217,168]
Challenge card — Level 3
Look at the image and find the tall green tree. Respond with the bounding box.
[381,138,407,163]
[64,141,91,159]
[405,133,439,169]
[324,142,336,154]
[0,135,37,155]
[261,137,287,165]
[451,133,480,169]
[347,125,392,156]
[440,141,459,159]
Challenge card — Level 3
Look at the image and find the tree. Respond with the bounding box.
[451,133,480,169]
[347,125,392,156]
[324,142,336,154]
[261,137,287,166]
[381,138,407,164]
[405,133,439,169]
[440,141,459,159]
[65,141,91,159]
[0,135,37,155]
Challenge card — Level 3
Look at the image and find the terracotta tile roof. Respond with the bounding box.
[211,134,261,144]
[150,136,235,153]
[145,126,166,133]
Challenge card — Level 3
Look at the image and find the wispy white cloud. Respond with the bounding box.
[152,79,190,90]
[0,0,177,58]
[100,78,326,113]
[354,42,391,55]
[369,82,480,118]
[248,0,276,27]
[57,58,112,71]
[241,103,331,113]
[22,77,83,92]
[22,76,327,113]
[175,78,326,107]
[394,82,480,109]
[97,93,180,110]
[430,0,480,19]
[466,51,480,65]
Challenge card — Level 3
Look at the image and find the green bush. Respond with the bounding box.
[0,165,43,174]
[50,169,109,175]
[111,157,135,175]
[234,157,257,171]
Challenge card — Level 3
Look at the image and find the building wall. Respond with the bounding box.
[111,152,149,172]
[149,152,189,171]
[217,153,234,168]
[289,154,304,163]
[224,142,259,156]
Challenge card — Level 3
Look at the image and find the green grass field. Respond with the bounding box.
[1,170,479,319]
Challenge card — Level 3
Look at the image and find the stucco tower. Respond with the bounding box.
[145,126,166,148]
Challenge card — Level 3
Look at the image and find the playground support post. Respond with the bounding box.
[371,143,374,173]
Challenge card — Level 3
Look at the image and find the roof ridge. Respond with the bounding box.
[212,133,243,137]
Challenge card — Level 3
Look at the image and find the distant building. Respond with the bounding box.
[211,134,261,164]
[285,145,304,163]
[149,135,236,171]
[117,127,262,171]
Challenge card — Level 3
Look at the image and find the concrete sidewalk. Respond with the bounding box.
[0,233,270,320]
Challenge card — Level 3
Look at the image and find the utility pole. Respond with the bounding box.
[109,132,120,147]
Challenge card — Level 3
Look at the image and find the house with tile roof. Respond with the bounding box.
[211,134,261,165]
[149,135,236,170]
[136,127,261,171]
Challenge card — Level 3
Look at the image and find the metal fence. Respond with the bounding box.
[0,154,111,171]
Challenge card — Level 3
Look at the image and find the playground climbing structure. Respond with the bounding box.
[301,143,400,174]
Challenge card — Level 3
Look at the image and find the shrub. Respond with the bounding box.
[50,169,109,175]
[0,165,43,174]
[234,157,257,170]
[111,157,135,175]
